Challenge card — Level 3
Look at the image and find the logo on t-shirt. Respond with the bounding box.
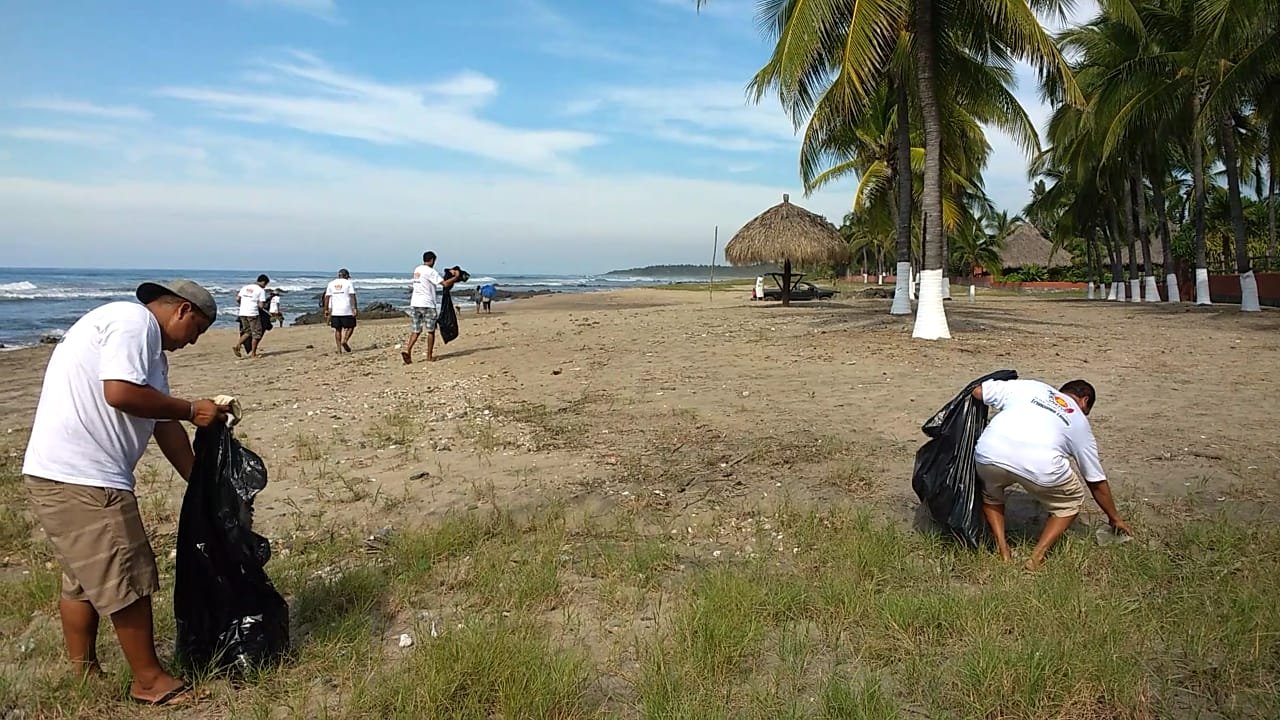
[1030,390,1073,425]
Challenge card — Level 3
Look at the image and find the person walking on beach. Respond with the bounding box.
[472,286,483,315]
[22,280,229,706]
[268,291,283,326]
[480,282,496,313]
[233,274,270,358]
[324,269,358,354]
[402,251,459,364]
[971,377,1132,570]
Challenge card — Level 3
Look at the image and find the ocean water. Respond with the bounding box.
[0,267,674,348]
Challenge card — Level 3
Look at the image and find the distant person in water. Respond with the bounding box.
[267,291,283,326]
[402,251,460,364]
[324,269,358,354]
[233,274,269,358]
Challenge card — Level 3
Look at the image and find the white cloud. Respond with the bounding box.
[232,0,340,23]
[16,98,151,121]
[0,127,116,146]
[575,82,797,153]
[156,52,599,172]
[0,135,851,272]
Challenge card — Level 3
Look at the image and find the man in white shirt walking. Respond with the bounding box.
[267,291,283,326]
[324,268,359,354]
[23,280,228,706]
[401,251,459,364]
[972,378,1132,570]
[233,274,270,359]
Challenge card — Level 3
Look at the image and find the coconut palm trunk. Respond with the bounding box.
[891,76,913,315]
[1107,210,1125,300]
[1119,176,1141,302]
[1085,228,1098,299]
[1191,92,1212,304]
[910,0,949,340]
[1219,112,1260,311]
[1132,173,1158,302]
[1269,165,1277,266]
[1150,170,1179,302]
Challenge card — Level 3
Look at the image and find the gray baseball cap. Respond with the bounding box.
[136,279,218,321]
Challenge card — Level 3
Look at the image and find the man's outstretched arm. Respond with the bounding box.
[1086,480,1132,535]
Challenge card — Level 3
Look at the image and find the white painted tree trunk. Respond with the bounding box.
[1143,275,1160,302]
[1240,270,1261,312]
[912,269,951,339]
[862,273,868,283]
[1129,278,1141,302]
[890,262,912,315]
[908,267,917,301]
[1106,282,1117,300]
[1087,282,1095,300]
[1165,273,1181,303]
[942,277,951,299]
[878,274,884,285]
[1195,268,1212,305]
[968,284,975,302]
[1113,281,1125,301]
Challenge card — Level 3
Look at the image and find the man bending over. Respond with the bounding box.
[972,378,1132,570]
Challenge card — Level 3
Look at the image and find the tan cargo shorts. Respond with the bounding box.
[977,463,1086,518]
[25,475,160,615]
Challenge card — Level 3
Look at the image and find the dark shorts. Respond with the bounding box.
[330,315,357,330]
[239,315,264,340]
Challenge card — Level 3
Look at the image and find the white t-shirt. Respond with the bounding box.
[268,295,280,314]
[975,379,1106,487]
[325,278,356,316]
[237,284,266,317]
[410,264,444,309]
[23,302,170,492]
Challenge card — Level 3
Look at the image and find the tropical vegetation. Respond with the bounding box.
[702,0,1280,334]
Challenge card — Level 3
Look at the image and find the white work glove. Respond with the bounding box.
[212,395,244,427]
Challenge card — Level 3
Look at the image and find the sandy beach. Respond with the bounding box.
[3,287,1277,536]
[3,287,1279,717]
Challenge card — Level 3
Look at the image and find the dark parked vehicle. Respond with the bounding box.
[756,273,838,302]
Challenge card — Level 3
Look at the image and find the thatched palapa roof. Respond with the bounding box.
[725,194,847,266]
[999,223,1071,269]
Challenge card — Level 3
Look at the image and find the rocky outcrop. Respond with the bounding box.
[292,302,405,326]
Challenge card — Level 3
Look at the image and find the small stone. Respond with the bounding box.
[398,633,414,648]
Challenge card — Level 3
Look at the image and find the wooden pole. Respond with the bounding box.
[709,225,718,302]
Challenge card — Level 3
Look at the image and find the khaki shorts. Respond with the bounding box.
[977,464,1086,518]
[239,315,264,340]
[25,476,160,615]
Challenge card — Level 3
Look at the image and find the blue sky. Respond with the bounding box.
[0,0,1095,274]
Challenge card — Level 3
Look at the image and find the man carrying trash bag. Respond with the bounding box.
[972,377,1133,570]
[913,371,1132,570]
[22,280,228,706]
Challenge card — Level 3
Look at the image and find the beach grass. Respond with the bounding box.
[2,489,1277,719]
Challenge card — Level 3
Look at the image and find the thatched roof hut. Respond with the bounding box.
[725,194,847,305]
[999,223,1072,269]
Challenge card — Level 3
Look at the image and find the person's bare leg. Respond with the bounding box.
[1025,513,1077,571]
[110,597,187,702]
[59,598,103,676]
[981,502,1013,562]
[426,331,436,361]
[403,331,420,363]
[232,333,247,357]
[334,328,343,353]
[342,326,354,351]
[250,335,261,358]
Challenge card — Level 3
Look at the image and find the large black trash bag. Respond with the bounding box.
[438,289,459,344]
[912,369,1018,548]
[175,423,289,674]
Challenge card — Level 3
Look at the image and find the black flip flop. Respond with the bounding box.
[130,683,193,707]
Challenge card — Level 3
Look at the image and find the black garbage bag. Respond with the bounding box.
[438,289,459,344]
[175,423,289,674]
[911,369,1017,548]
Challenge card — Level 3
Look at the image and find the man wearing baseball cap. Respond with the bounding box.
[22,279,229,706]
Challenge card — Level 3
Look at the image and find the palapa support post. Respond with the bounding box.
[782,258,792,306]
